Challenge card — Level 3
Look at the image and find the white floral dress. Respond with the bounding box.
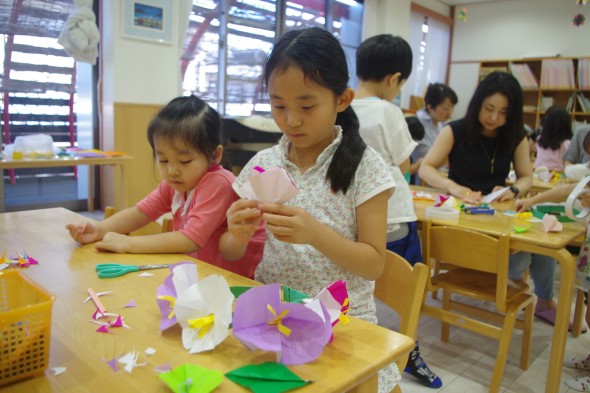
[233,126,400,392]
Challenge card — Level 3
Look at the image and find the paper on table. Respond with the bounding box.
[482,187,509,204]
[159,364,223,393]
[225,362,311,393]
[542,213,563,232]
[232,283,332,365]
[157,262,234,353]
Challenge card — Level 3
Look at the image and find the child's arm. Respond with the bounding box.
[94,230,199,254]
[409,157,422,175]
[515,183,577,212]
[66,206,151,244]
[261,190,389,280]
[219,199,263,260]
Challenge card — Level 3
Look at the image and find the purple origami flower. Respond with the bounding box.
[232,283,332,365]
[156,261,194,331]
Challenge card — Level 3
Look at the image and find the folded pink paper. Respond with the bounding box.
[240,167,298,204]
[542,213,563,233]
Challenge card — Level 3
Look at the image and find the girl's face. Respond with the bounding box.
[428,97,455,124]
[154,137,220,193]
[268,66,352,153]
[478,93,508,133]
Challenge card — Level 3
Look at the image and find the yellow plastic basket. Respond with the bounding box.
[0,270,55,386]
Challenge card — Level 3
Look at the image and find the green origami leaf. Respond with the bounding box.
[226,362,311,393]
[513,226,529,233]
[159,364,223,393]
[230,286,309,304]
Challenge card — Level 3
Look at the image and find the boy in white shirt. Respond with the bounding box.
[352,34,442,389]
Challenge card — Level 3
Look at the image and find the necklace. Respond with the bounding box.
[480,140,499,174]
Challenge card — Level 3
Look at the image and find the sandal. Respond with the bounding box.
[535,308,589,333]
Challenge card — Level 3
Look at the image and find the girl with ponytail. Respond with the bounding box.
[219,27,398,392]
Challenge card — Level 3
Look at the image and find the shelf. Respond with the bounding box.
[480,56,590,129]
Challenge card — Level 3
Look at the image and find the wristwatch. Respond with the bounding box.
[509,185,520,197]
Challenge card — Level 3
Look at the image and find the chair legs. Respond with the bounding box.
[572,288,586,337]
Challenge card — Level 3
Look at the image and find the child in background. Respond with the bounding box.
[406,116,426,184]
[219,27,398,392]
[66,95,264,279]
[515,183,590,392]
[534,106,573,172]
[351,34,442,390]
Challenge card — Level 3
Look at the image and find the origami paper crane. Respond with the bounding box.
[225,362,311,393]
[157,262,234,353]
[239,166,299,204]
[0,250,39,268]
[232,283,332,365]
[159,364,223,393]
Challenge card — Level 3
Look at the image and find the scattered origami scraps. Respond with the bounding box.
[124,299,137,308]
[145,347,156,356]
[0,250,39,268]
[118,349,147,373]
[458,7,467,22]
[232,283,332,365]
[412,190,435,202]
[573,13,586,26]
[159,364,223,393]
[49,367,67,376]
[542,214,564,233]
[513,226,529,233]
[225,362,311,393]
[106,357,119,372]
[156,262,234,353]
[239,166,299,203]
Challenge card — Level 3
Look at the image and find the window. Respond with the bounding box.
[402,8,452,111]
[182,0,363,117]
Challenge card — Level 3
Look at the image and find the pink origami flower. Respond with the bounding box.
[232,283,332,365]
[239,166,299,203]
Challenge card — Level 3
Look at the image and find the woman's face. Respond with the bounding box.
[428,97,455,124]
[478,93,508,133]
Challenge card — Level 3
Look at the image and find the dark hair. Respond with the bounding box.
[405,116,425,141]
[424,83,458,109]
[465,71,524,154]
[537,106,573,150]
[264,27,365,194]
[355,34,412,82]
[147,95,231,170]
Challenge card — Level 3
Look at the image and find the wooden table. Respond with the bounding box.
[0,208,413,392]
[0,156,132,212]
[506,176,573,195]
[411,185,586,393]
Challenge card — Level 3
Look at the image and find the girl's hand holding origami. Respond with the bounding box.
[261,203,318,245]
[226,199,263,243]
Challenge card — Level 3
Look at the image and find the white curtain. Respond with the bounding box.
[401,11,451,110]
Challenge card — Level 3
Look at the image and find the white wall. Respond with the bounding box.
[449,0,590,119]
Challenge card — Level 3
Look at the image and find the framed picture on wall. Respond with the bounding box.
[122,0,173,44]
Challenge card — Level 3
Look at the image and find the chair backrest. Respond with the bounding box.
[375,250,428,346]
[421,220,511,311]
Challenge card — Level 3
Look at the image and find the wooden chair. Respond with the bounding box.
[374,251,429,380]
[103,206,172,233]
[420,220,535,393]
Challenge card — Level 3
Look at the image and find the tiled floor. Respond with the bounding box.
[376,281,590,392]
